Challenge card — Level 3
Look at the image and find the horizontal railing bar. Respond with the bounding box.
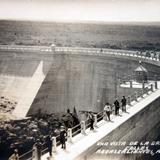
[19,149,33,158]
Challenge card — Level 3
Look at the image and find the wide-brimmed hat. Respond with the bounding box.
[60,126,65,130]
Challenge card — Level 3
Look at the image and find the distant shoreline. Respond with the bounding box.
[0,19,160,26]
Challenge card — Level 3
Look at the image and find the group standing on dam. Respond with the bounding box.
[6,96,128,160]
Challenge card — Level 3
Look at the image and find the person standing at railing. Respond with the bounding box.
[103,103,112,121]
[34,139,42,160]
[60,126,67,149]
[88,111,94,130]
[114,98,120,115]
[46,135,53,157]
[121,96,127,112]
[8,149,19,160]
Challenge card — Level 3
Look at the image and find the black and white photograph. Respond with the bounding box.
[0,0,160,160]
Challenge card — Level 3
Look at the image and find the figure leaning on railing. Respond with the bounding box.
[59,126,67,149]
[34,139,42,160]
[87,111,95,130]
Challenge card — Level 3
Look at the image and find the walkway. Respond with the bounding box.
[42,82,160,160]
[0,45,159,65]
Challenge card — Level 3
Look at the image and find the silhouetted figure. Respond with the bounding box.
[114,98,120,115]
[88,112,94,130]
[46,135,52,157]
[121,96,127,112]
[104,103,112,121]
[60,126,67,149]
[8,149,19,160]
[34,139,42,160]
[67,109,71,114]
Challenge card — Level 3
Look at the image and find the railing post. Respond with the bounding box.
[32,146,37,160]
[136,52,138,57]
[127,96,131,105]
[52,136,57,153]
[151,84,154,92]
[134,91,138,101]
[81,121,86,135]
[146,87,149,95]
[142,81,145,90]
[155,81,158,89]
[51,44,56,52]
[141,89,144,98]
[67,128,72,143]
[130,80,132,88]
[93,114,98,128]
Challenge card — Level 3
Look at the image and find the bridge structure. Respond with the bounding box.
[1,44,159,160]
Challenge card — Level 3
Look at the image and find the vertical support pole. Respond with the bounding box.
[146,87,149,95]
[155,81,158,89]
[67,128,72,143]
[51,44,56,52]
[136,52,138,57]
[130,80,132,88]
[142,81,145,90]
[32,145,37,160]
[151,84,154,92]
[135,91,138,101]
[93,114,98,128]
[81,121,86,135]
[141,89,144,98]
[127,96,131,105]
[52,137,57,153]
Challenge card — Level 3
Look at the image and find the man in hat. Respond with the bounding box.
[59,126,67,149]
[34,139,42,160]
[114,98,120,115]
[104,102,112,121]
[121,96,127,112]
[46,135,53,157]
[88,111,94,130]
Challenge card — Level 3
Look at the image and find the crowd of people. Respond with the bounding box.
[5,96,128,160]
[0,108,79,160]
[87,96,127,131]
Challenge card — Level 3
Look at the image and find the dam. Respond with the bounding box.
[0,45,160,117]
[0,44,160,160]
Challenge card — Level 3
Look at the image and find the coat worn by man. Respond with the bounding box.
[121,96,127,112]
[114,99,120,115]
[104,103,112,121]
[60,127,67,149]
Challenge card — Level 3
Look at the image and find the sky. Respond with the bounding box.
[0,0,160,22]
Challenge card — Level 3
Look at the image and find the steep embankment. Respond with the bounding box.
[0,50,53,117]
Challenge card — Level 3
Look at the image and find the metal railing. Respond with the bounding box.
[19,82,158,160]
[54,46,160,63]
[19,149,33,160]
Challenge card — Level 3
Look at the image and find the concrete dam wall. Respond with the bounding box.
[27,52,160,115]
[0,46,160,117]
